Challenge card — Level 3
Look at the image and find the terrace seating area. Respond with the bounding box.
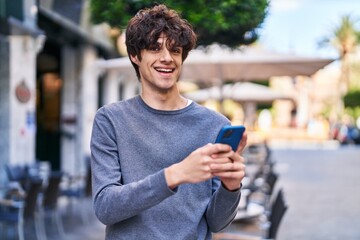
[0,142,288,240]
[0,158,94,240]
[213,142,288,240]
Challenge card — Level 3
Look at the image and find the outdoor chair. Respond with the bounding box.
[60,161,93,224]
[264,171,278,197]
[266,189,288,239]
[242,142,276,192]
[0,178,46,240]
[5,164,29,190]
[5,161,51,191]
[212,188,288,240]
[41,171,66,238]
[247,170,279,210]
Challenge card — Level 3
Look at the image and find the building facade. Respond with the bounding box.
[0,0,136,185]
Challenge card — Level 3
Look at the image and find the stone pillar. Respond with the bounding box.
[10,36,37,165]
[103,70,120,105]
[60,45,78,175]
[243,102,257,130]
[80,45,98,170]
[60,45,99,176]
[0,36,11,184]
[103,70,140,103]
[122,76,139,100]
[0,0,39,186]
[1,36,37,167]
[296,77,311,128]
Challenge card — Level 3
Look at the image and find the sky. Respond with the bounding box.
[257,0,360,58]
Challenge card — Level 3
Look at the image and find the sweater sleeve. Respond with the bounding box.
[90,108,176,225]
[206,178,242,232]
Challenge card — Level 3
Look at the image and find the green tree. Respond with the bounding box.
[320,14,360,119]
[90,0,269,48]
[332,15,360,93]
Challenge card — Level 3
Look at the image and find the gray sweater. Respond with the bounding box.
[90,96,241,240]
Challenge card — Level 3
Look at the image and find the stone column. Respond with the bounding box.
[79,45,98,171]
[60,45,78,175]
[102,70,120,105]
[0,36,37,168]
[10,36,37,165]
[60,44,99,176]
[121,75,140,100]
[0,36,11,184]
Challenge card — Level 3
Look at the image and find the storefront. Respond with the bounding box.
[0,0,116,185]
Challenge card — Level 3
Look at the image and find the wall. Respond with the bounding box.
[60,44,99,176]
[9,36,37,165]
[0,36,11,184]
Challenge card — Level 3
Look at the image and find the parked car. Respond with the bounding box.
[331,123,360,145]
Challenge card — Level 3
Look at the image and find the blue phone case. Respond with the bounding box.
[215,125,245,151]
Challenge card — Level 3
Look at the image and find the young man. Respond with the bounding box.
[90,4,247,240]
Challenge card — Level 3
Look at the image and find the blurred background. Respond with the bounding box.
[0,0,359,239]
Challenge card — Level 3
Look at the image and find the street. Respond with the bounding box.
[267,145,360,240]
[54,144,360,240]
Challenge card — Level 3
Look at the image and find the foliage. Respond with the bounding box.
[329,14,359,94]
[319,14,360,57]
[350,61,360,90]
[319,14,360,120]
[90,0,269,48]
[257,103,272,110]
[251,80,269,87]
[344,90,360,108]
[331,15,360,57]
[344,106,360,121]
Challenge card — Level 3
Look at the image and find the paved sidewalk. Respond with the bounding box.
[48,198,105,240]
[47,145,360,240]
[273,145,360,240]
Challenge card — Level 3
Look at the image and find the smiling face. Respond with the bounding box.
[130,33,183,94]
[126,4,197,82]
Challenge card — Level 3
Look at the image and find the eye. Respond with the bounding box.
[148,44,161,52]
[171,47,182,54]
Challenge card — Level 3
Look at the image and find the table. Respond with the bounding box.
[235,202,264,222]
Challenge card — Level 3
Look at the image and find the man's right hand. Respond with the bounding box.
[164,143,233,189]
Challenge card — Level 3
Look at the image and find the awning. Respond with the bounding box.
[180,44,336,85]
[38,7,114,56]
[184,82,293,103]
[94,44,335,85]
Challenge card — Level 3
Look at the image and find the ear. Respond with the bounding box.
[130,54,140,65]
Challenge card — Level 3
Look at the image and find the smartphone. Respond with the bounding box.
[215,125,246,151]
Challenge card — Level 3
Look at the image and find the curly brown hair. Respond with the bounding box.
[125,4,197,80]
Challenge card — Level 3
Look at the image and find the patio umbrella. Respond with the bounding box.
[223,82,293,102]
[183,85,222,102]
[180,44,335,86]
[184,82,293,103]
[184,82,293,128]
[96,57,136,79]
[223,82,294,127]
[95,44,335,86]
[95,46,332,128]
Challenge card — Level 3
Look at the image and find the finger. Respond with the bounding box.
[210,156,233,164]
[213,151,243,165]
[210,161,245,172]
[211,150,235,159]
[203,143,232,156]
[230,153,244,162]
[212,168,245,179]
[236,132,248,153]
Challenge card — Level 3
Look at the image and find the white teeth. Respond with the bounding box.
[156,68,173,73]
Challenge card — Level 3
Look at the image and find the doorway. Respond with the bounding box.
[36,40,62,170]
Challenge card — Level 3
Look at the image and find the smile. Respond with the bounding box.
[155,67,174,73]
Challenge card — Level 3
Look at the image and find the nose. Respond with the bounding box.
[160,48,173,63]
